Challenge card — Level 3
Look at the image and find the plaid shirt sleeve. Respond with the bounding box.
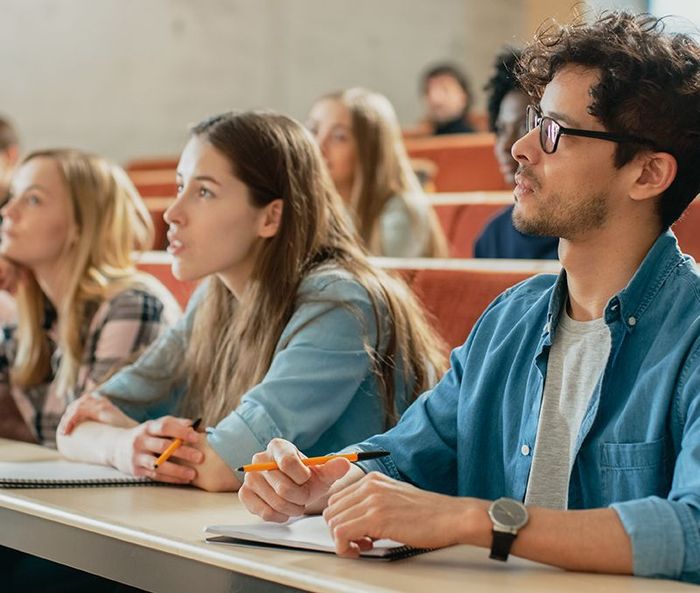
[0,289,178,447]
[75,288,179,396]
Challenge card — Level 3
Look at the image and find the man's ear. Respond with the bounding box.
[258,199,284,238]
[628,151,677,202]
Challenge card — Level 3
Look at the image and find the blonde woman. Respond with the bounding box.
[57,111,447,492]
[0,149,180,446]
[306,88,448,258]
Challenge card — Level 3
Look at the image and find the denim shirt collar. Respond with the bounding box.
[544,230,686,337]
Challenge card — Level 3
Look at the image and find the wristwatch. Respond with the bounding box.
[488,497,529,561]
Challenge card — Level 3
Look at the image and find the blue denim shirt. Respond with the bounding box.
[98,267,414,479]
[354,231,700,583]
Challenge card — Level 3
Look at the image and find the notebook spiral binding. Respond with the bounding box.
[386,545,434,560]
[0,478,155,489]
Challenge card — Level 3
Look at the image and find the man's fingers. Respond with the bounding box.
[330,516,373,557]
[239,483,291,523]
[268,439,311,485]
[314,458,351,486]
[252,474,307,517]
[263,470,313,507]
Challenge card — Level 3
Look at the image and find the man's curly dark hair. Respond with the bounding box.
[518,11,700,230]
[484,48,523,133]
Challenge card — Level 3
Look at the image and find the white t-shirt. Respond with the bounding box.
[524,306,612,509]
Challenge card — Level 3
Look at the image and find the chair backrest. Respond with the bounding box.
[374,257,559,349]
[430,192,513,258]
[404,134,507,192]
[144,197,173,250]
[125,156,179,172]
[137,252,559,350]
[128,169,177,197]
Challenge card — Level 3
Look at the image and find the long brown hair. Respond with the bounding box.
[321,88,448,257]
[180,111,447,428]
[12,149,175,395]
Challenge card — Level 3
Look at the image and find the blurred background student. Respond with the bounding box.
[306,88,448,257]
[417,62,476,135]
[0,116,21,324]
[57,111,447,492]
[0,116,20,208]
[0,149,179,446]
[473,49,559,259]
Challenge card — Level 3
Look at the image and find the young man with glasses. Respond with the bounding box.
[239,12,700,583]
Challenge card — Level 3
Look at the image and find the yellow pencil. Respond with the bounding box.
[153,418,202,468]
[237,450,389,472]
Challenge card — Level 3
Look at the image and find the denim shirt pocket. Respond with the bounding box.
[600,437,672,504]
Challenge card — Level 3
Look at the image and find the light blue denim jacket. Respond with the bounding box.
[99,266,413,478]
[354,231,700,583]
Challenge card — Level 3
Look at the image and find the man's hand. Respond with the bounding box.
[323,471,491,557]
[238,438,360,522]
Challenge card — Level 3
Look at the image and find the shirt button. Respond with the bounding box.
[521,444,530,456]
[628,316,637,327]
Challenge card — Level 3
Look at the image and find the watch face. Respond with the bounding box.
[489,498,528,529]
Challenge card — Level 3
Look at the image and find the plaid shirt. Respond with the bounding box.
[0,288,179,447]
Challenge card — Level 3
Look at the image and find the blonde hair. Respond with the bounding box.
[12,149,167,396]
[179,111,447,428]
[321,88,448,257]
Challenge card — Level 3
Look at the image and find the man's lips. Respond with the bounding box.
[514,174,535,192]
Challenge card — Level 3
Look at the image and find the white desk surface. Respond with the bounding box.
[0,439,693,593]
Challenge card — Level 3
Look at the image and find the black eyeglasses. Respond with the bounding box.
[526,105,657,154]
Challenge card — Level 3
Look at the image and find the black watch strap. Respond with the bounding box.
[489,530,517,561]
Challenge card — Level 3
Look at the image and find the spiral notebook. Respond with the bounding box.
[205,515,432,560]
[0,460,156,488]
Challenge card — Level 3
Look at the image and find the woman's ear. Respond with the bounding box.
[628,151,677,203]
[258,199,284,238]
[65,222,80,250]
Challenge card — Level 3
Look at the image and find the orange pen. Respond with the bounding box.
[153,418,202,468]
[236,450,389,472]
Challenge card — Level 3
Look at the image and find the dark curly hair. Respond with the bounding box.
[484,48,524,132]
[518,12,700,230]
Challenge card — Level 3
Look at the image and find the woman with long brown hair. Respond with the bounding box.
[306,88,448,257]
[57,110,447,491]
[0,149,180,446]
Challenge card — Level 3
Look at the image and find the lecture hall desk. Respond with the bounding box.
[0,439,693,593]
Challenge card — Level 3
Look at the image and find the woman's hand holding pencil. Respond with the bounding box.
[110,416,204,484]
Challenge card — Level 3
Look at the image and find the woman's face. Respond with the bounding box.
[306,99,358,196]
[165,136,281,291]
[494,90,530,186]
[1,157,77,269]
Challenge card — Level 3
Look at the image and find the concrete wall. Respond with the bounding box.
[0,0,528,163]
[3,0,679,164]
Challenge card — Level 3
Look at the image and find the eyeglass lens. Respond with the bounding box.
[526,106,559,154]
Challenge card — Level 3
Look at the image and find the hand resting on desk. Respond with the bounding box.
[57,401,241,491]
[238,438,489,558]
[59,393,137,435]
